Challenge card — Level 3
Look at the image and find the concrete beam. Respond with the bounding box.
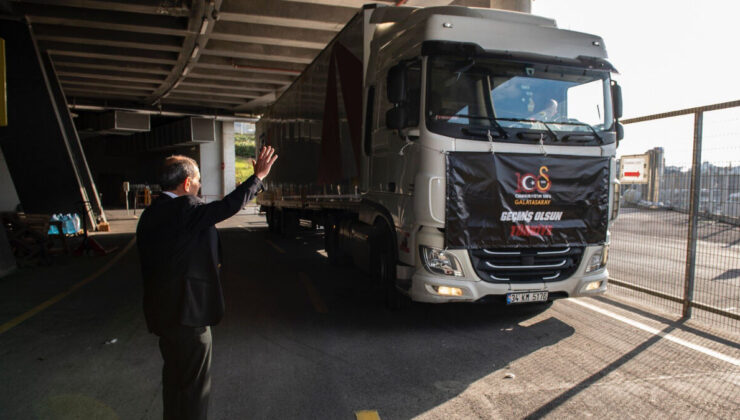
[488,0,531,13]
[172,88,261,99]
[48,50,177,65]
[218,0,355,32]
[201,49,314,65]
[61,80,155,92]
[218,13,344,32]
[165,93,246,104]
[405,0,455,6]
[56,70,165,84]
[59,75,159,88]
[36,35,182,53]
[179,81,277,93]
[231,91,280,112]
[53,60,172,76]
[196,55,304,75]
[212,21,333,49]
[208,33,324,50]
[64,87,147,99]
[162,97,245,107]
[67,98,236,116]
[187,71,293,86]
[41,41,180,63]
[33,25,183,52]
[11,0,190,17]
[23,5,189,37]
[282,0,392,8]
[220,0,355,25]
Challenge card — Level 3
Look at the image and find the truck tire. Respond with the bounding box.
[325,215,352,266]
[268,208,282,234]
[266,207,277,232]
[281,209,299,237]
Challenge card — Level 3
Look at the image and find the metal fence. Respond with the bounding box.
[608,100,740,334]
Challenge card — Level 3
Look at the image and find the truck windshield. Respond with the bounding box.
[426,56,614,142]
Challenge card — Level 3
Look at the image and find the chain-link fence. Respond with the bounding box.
[608,101,740,334]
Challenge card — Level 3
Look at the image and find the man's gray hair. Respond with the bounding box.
[160,155,198,191]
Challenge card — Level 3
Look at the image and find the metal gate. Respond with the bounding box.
[608,100,740,333]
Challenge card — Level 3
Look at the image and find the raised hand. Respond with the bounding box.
[251,146,278,181]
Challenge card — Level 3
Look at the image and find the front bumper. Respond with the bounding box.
[406,245,609,303]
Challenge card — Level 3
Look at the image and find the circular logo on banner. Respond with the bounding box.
[516,166,550,193]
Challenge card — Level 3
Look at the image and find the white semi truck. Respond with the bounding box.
[257,4,623,306]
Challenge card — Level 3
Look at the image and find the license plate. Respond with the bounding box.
[506,291,548,304]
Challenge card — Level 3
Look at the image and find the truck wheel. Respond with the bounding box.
[269,208,282,234]
[325,220,341,265]
[265,207,276,232]
[374,220,404,310]
[281,209,298,237]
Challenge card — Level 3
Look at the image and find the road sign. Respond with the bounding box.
[619,154,650,184]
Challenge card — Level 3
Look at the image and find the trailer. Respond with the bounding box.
[257,4,623,306]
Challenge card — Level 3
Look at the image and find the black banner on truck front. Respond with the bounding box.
[445,152,609,249]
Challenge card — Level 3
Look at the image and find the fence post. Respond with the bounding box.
[682,111,703,318]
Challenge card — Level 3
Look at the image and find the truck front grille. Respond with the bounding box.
[470,246,583,283]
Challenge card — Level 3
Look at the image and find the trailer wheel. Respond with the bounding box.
[374,220,404,310]
[324,219,342,265]
[281,209,299,237]
[265,207,276,232]
[268,208,282,234]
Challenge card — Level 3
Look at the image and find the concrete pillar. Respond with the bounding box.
[0,152,18,278]
[198,121,237,203]
[198,121,223,203]
[452,0,531,12]
[222,121,236,192]
[489,0,531,13]
[0,148,21,212]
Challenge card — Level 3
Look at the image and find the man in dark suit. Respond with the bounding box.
[137,146,277,420]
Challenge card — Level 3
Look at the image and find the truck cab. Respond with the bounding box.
[362,7,622,303]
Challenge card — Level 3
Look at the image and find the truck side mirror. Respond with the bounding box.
[386,106,408,130]
[616,121,624,142]
[611,81,623,120]
[387,64,407,104]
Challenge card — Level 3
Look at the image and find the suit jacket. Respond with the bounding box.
[136,175,263,335]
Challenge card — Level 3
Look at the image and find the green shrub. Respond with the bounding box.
[235,133,255,142]
[235,142,255,157]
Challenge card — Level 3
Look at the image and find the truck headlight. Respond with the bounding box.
[585,245,609,273]
[420,246,464,277]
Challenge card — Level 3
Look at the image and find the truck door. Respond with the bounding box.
[370,60,421,195]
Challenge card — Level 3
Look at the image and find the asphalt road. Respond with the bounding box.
[0,212,738,419]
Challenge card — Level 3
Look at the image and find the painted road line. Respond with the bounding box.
[266,239,285,254]
[568,298,740,367]
[355,410,381,420]
[0,237,137,335]
[299,272,328,314]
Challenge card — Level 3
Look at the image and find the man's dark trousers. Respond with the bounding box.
[158,326,212,420]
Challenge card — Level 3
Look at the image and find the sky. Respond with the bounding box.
[531,0,740,165]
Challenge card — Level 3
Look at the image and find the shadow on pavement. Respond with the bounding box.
[213,226,576,419]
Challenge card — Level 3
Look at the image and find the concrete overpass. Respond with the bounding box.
[0,0,530,230]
